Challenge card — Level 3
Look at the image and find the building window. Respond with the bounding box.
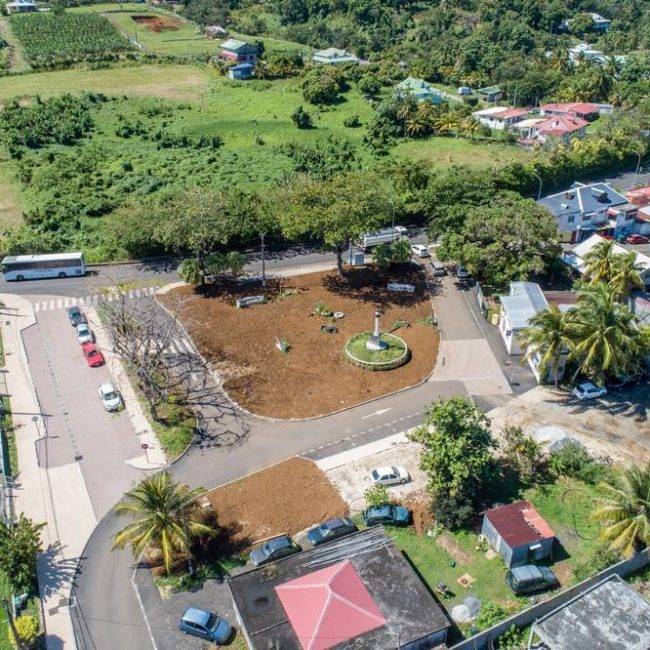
[568,215,575,224]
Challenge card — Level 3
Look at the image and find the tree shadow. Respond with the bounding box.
[38,542,80,599]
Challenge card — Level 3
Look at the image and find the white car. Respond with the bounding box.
[572,382,607,401]
[411,244,431,258]
[371,465,410,486]
[76,323,93,344]
[98,382,122,412]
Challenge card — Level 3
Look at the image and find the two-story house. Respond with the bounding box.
[219,39,259,66]
[538,182,628,243]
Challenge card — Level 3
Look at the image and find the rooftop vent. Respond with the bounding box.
[592,188,608,202]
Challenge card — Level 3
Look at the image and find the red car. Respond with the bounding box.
[82,342,105,367]
[625,234,649,244]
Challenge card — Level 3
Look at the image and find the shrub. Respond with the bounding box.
[549,442,610,484]
[364,484,390,507]
[572,546,620,582]
[475,600,508,630]
[343,115,361,128]
[431,491,474,529]
[8,615,39,649]
[291,106,313,129]
[502,425,543,484]
[357,75,381,96]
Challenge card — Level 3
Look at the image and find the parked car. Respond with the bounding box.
[82,342,105,367]
[370,465,410,486]
[411,244,430,258]
[179,607,232,644]
[67,306,86,327]
[506,565,559,595]
[431,260,447,276]
[455,265,470,279]
[362,504,411,527]
[249,534,300,567]
[76,323,93,344]
[307,517,358,547]
[625,234,649,244]
[572,382,607,401]
[98,382,122,412]
[607,373,645,391]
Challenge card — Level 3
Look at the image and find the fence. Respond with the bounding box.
[452,548,650,649]
[0,369,12,528]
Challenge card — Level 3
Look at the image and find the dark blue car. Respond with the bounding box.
[179,607,232,644]
[307,517,358,546]
[67,306,86,327]
[249,534,301,567]
[362,504,411,527]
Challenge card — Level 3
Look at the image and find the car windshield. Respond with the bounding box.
[371,469,380,479]
[391,466,399,474]
[207,614,217,630]
[104,390,117,400]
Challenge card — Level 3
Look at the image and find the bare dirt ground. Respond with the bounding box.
[131,15,182,32]
[202,457,348,548]
[162,266,439,418]
[324,440,428,512]
[487,385,650,465]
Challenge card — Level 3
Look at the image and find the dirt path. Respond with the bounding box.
[0,18,30,72]
[0,161,22,229]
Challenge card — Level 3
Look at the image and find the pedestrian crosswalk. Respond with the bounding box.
[32,286,159,313]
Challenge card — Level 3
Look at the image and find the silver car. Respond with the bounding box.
[98,382,122,412]
[76,323,93,344]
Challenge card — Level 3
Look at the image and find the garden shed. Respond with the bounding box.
[481,500,555,568]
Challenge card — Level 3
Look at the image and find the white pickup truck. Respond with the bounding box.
[359,226,408,251]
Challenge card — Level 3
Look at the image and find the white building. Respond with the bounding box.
[561,13,611,32]
[568,42,626,66]
[498,282,572,383]
[5,0,36,13]
[312,48,359,65]
[471,106,528,130]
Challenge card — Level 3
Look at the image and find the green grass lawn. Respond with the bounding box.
[0,160,23,229]
[0,571,40,650]
[0,63,212,102]
[346,332,407,363]
[74,4,309,58]
[386,477,601,615]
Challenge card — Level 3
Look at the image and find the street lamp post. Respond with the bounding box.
[260,232,266,289]
[632,151,642,189]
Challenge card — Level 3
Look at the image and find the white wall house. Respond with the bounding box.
[498,282,570,383]
[312,48,359,65]
[471,106,528,130]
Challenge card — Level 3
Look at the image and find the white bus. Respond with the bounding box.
[1,252,87,281]
[359,226,408,252]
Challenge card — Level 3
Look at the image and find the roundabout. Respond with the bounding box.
[344,331,409,370]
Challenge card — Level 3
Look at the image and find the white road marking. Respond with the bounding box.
[360,408,392,420]
[56,299,63,309]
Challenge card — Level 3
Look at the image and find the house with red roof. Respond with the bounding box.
[515,114,588,146]
[228,527,451,649]
[481,501,556,568]
[540,102,601,121]
[471,106,529,130]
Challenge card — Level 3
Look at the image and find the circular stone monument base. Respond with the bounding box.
[344,332,409,371]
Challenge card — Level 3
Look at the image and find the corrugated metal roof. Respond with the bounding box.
[485,500,555,548]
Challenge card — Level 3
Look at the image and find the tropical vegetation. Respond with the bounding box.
[591,463,650,558]
[112,471,216,574]
[0,514,45,595]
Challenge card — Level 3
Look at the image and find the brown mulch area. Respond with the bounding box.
[161,265,439,418]
[400,490,435,536]
[203,457,348,549]
[131,15,182,32]
[436,533,473,564]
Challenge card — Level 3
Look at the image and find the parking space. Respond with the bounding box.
[23,304,145,518]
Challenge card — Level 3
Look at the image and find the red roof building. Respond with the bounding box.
[627,186,650,207]
[541,102,600,120]
[275,560,386,650]
[482,501,556,568]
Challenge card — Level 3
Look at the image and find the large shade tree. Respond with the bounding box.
[591,463,650,558]
[113,472,216,574]
[275,171,393,275]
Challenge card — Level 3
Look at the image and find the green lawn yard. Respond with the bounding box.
[74,4,309,58]
[388,478,601,613]
[0,63,212,102]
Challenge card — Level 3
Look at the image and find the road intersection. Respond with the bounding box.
[2,245,519,650]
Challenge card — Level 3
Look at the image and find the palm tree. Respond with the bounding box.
[113,472,216,574]
[582,239,618,284]
[609,251,645,301]
[518,305,573,386]
[569,283,644,383]
[591,463,650,558]
[179,258,204,287]
[434,114,460,136]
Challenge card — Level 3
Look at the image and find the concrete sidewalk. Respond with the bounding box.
[1,293,96,650]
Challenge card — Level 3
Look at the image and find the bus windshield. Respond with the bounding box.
[1,253,86,282]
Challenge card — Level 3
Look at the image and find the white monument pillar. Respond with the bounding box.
[366,310,387,351]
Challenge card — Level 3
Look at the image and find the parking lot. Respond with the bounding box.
[23,301,146,518]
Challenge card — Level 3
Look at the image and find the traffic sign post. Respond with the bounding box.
[141,443,149,463]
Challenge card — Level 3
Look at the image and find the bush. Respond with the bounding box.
[431,491,474,529]
[502,425,543,484]
[291,105,313,129]
[8,615,39,649]
[364,484,390,507]
[549,442,610,485]
[572,546,619,582]
[343,115,361,128]
[475,600,508,630]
